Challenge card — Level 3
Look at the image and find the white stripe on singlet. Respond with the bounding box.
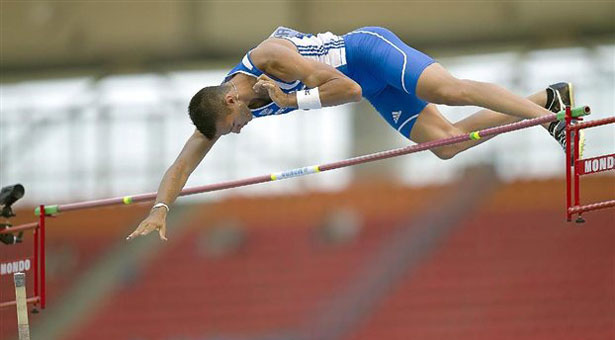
[286,32,347,68]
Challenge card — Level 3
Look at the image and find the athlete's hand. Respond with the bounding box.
[126,208,168,241]
[252,76,269,97]
[253,74,293,108]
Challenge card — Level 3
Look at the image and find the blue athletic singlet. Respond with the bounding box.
[223,26,435,138]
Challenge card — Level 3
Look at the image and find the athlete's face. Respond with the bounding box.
[217,98,253,136]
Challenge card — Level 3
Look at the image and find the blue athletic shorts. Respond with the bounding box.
[342,26,436,139]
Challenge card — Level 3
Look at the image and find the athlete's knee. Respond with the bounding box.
[430,127,463,160]
[432,145,459,160]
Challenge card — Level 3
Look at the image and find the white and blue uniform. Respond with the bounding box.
[223,26,435,138]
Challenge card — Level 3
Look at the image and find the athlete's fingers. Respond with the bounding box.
[159,226,168,241]
[127,227,143,240]
[258,74,272,82]
[140,226,154,236]
[126,221,148,240]
[262,83,289,107]
[253,81,267,95]
[126,230,138,240]
[256,75,277,90]
[262,83,278,97]
[263,82,279,92]
[255,79,273,87]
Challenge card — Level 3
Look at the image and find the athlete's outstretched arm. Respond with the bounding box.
[127,130,218,241]
[249,41,362,108]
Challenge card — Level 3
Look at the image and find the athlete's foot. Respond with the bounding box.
[546,82,574,114]
[545,82,585,161]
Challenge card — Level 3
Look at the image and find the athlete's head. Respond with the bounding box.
[188,82,252,139]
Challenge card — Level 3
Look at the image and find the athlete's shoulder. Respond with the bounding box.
[250,39,300,70]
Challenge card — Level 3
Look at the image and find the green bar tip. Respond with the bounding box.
[34,205,59,216]
[555,106,591,121]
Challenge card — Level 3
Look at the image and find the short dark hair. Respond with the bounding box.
[188,84,231,139]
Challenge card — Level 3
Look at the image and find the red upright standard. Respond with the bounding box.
[565,106,615,222]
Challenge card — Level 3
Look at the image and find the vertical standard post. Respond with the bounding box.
[33,218,39,306]
[565,106,572,221]
[39,205,46,309]
[574,125,581,208]
[14,272,31,340]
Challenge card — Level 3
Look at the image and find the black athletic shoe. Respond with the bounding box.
[546,82,585,161]
[546,82,574,114]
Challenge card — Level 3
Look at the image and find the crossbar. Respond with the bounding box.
[0,222,39,234]
[567,116,615,131]
[0,297,40,309]
[35,106,591,216]
[569,200,615,215]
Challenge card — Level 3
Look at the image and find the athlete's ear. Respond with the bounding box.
[224,91,237,105]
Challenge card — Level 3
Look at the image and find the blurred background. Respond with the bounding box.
[1,1,614,339]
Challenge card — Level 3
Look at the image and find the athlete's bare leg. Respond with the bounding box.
[453,91,547,131]
[410,90,547,160]
[415,63,553,130]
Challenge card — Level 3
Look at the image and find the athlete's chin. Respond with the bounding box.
[233,125,246,134]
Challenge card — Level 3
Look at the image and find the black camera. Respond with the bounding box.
[0,184,25,245]
[1,184,25,218]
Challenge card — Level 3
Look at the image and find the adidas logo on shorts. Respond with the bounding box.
[392,110,402,124]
